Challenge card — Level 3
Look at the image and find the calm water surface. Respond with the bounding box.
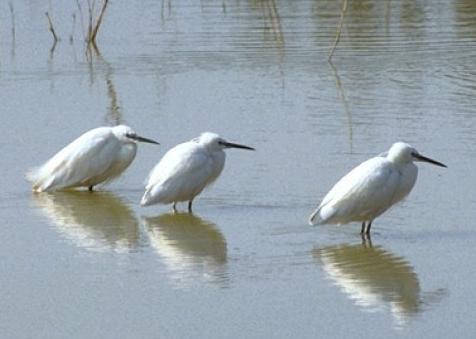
[1,1,476,338]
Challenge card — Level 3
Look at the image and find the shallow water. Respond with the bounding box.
[1,1,476,337]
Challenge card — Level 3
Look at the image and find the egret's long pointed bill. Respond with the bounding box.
[130,135,160,145]
[414,154,447,168]
[220,141,255,151]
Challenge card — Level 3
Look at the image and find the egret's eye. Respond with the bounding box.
[411,151,418,157]
[126,132,136,139]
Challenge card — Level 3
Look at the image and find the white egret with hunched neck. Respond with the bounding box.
[141,132,255,212]
[27,125,159,192]
[309,142,446,234]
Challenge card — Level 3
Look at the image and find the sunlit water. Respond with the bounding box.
[1,1,476,338]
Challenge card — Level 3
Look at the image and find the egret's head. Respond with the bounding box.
[388,142,446,167]
[112,125,159,145]
[197,132,255,152]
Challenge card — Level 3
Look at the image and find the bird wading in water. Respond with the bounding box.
[27,125,159,192]
[309,142,446,235]
[141,132,254,212]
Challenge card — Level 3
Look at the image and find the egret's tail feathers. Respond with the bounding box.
[26,167,59,192]
[141,183,173,207]
[26,167,46,192]
[308,207,324,226]
[140,190,153,207]
[309,204,335,226]
[140,195,149,207]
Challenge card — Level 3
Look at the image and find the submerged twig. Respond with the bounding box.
[45,11,60,42]
[328,0,348,61]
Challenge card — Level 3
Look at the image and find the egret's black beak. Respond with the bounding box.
[129,134,160,145]
[413,153,447,168]
[220,141,255,151]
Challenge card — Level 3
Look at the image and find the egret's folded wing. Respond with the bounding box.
[28,129,119,191]
[310,157,399,224]
[143,143,212,204]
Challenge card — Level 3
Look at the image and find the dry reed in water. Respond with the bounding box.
[45,11,60,42]
[328,0,348,61]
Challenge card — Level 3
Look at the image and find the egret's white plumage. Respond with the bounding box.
[141,132,254,211]
[309,142,446,234]
[27,125,159,192]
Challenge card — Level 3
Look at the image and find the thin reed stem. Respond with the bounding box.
[328,0,348,61]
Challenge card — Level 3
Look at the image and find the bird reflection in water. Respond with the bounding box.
[313,239,446,327]
[143,213,228,288]
[32,191,140,253]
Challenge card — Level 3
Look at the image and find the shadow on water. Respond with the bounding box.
[31,191,140,253]
[143,212,229,289]
[312,239,446,328]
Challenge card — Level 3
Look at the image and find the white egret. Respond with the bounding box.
[27,125,159,192]
[140,132,254,212]
[309,142,446,234]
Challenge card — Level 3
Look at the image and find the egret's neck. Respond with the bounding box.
[386,153,411,167]
[210,149,226,163]
[205,146,224,155]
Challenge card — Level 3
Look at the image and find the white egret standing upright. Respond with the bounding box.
[27,125,159,192]
[141,132,254,212]
[309,142,446,235]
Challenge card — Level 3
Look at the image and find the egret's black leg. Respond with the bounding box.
[172,202,177,213]
[365,221,373,235]
[188,200,193,213]
[88,185,94,192]
[361,233,373,247]
[361,222,366,234]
